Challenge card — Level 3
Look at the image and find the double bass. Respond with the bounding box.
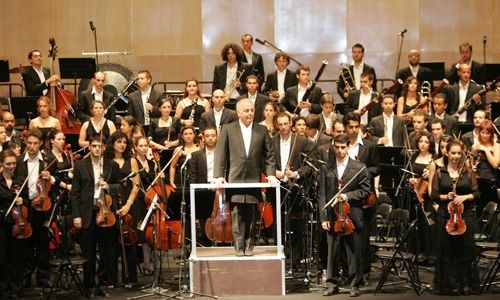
[47,37,81,134]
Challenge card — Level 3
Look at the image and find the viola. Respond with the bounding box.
[119,213,138,245]
[446,178,466,235]
[333,180,354,235]
[96,190,115,227]
[205,190,233,243]
[10,185,32,239]
[31,177,52,212]
[413,177,429,205]
[46,37,81,135]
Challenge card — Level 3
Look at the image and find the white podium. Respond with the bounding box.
[189,183,285,296]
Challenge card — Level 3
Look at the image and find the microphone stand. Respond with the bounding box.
[89,21,99,71]
[395,29,407,78]
[483,35,487,64]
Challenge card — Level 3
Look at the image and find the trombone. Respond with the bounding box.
[339,63,355,99]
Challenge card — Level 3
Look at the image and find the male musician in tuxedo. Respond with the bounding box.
[199,89,238,132]
[430,119,447,154]
[212,43,252,100]
[263,52,298,102]
[344,112,379,284]
[282,65,323,116]
[214,98,277,256]
[305,114,332,151]
[237,75,268,122]
[318,93,342,136]
[344,72,381,125]
[77,71,116,123]
[429,93,459,136]
[22,50,59,97]
[241,34,265,87]
[337,43,377,101]
[189,127,218,245]
[446,42,486,85]
[461,109,487,149]
[1,112,22,146]
[14,129,54,288]
[127,70,161,134]
[395,49,433,98]
[369,95,405,147]
[444,63,485,124]
[320,134,371,297]
[408,109,429,148]
[272,112,312,268]
[71,134,122,297]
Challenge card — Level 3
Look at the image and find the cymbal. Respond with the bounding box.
[9,65,30,73]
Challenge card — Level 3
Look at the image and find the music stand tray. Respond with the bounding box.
[377,146,405,165]
[0,60,9,82]
[58,58,96,79]
[485,64,500,83]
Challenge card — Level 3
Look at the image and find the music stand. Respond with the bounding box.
[10,96,39,127]
[0,60,9,82]
[378,146,405,201]
[485,64,500,82]
[420,62,445,81]
[59,58,96,96]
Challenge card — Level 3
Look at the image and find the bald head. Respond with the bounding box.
[408,49,421,66]
[212,89,226,110]
[236,98,255,126]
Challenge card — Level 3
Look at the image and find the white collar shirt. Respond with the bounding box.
[458,82,469,122]
[92,85,104,101]
[141,87,152,125]
[239,120,252,156]
[352,61,364,89]
[23,152,43,200]
[358,89,372,125]
[280,135,291,172]
[34,67,48,95]
[206,149,215,182]
[277,69,286,97]
[383,112,394,146]
[348,135,364,160]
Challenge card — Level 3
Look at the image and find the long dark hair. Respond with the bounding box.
[104,130,132,160]
[401,76,420,101]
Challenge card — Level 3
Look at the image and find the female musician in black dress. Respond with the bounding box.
[470,119,500,214]
[259,102,278,137]
[174,78,210,129]
[0,150,28,298]
[79,100,117,148]
[45,129,72,199]
[28,96,62,147]
[134,136,157,274]
[431,139,479,295]
[149,98,181,151]
[396,76,426,123]
[104,131,140,288]
[169,126,199,189]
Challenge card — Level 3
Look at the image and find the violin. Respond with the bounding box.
[31,158,53,212]
[205,190,233,243]
[96,187,116,227]
[119,214,138,245]
[10,185,33,239]
[333,180,355,235]
[446,177,466,235]
[145,147,183,250]
[413,177,429,206]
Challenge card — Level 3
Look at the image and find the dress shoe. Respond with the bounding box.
[349,286,360,297]
[96,287,110,297]
[323,286,339,296]
[235,250,245,256]
[463,285,472,295]
[245,249,253,256]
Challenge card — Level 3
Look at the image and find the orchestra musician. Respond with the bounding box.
[369,94,405,147]
[199,89,238,133]
[45,129,73,202]
[318,93,342,137]
[169,126,200,189]
[408,109,429,149]
[127,70,162,135]
[282,65,323,116]
[444,64,485,124]
[149,98,181,151]
[212,43,251,100]
[120,116,145,144]
[470,119,500,216]
[396,76,427,123]
[272,112,312,269]
[431,139,479,295]
[21,50,59,97]
[241,34,265,87]
[14,129,53,288]
[461,109,487,150]
[0,125,6,152]
[237,74,268,123]
[174,78,211,129]
[344,72,381,125]
[395,49,434,98]
[2,112,22,145]
[430,119,447,155]
[428,135,454,196]
[71,134,122,297]
[259,102,279,137]
[337,43,377,101]
[28,96,62,145]
[319,134,371,297]
[77,71,116,123]
[445,42,486,85]
[103,131,141,288]
[78,100,117,148]
[214,98,277,256]
[429,93,459,137]
[0,150,29,299]
[293,116,307,137]
[263,52,298,102]
[305,114,332,148]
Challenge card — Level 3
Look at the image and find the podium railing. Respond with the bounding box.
[189,182,282,257]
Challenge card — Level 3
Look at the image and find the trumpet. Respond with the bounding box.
[339,63,355,99]
[224,69,246,100]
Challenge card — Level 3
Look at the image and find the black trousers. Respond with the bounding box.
[80,209,118,289]
[24,208,50,284]
[0,223,25,296]
[230,203,257,252]
[326,228,364,288]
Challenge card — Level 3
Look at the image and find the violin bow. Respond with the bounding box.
[322,165,367,210]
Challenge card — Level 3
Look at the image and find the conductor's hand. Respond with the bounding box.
[267,175,280,187]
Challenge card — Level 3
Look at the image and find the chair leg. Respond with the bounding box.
[375,256,396,294]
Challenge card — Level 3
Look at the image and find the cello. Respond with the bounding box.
[205,190,233,243]
[46,37,81,134]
